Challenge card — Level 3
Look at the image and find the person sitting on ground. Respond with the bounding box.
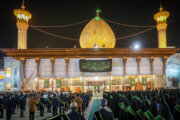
[93,98,114,120]
[67,102,85,120]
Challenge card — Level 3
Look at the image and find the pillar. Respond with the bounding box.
[65,58,69,92]
[20,57,26,91]
[150,57,154,90]
[163,56,167,88]
[108,57,112,91]
[17,23,28,49]
[109,72,112,92]
[35,58,40,91]
[137,57,141,91]
[81,58,85,93]
[81,72,84,93]
[123,57,127,91]
[50,58,55,92]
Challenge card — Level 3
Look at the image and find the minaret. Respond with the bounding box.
[14,0,32,49]
[154,4,169,48]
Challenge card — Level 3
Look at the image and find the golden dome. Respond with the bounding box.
[80,17,116,48]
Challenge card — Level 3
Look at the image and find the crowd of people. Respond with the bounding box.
[0,91,92,120]
[0,88,180,120]
[102,88,180,120]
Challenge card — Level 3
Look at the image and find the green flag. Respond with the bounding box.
[44,79,49,88]
[142,77,147,86]
[130,78,135,86]
[56,79,61,88]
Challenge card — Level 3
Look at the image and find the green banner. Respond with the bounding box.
[56,79,61,88]
[44,79,49,88]
[142,77,147,86]
[130,78,135,86]
[80,60,112,72]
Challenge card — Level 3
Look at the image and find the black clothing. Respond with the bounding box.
[159,97,174,120]
[6,98,13,120]
[0,98,4,118]
[39,97,46,116]
[29,112,35,120]
[68,110,85,120]
[19,96,26,117]
[93,108,114,120]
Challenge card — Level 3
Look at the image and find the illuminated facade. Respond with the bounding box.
[0,48,179,92]
[0,3,179,92]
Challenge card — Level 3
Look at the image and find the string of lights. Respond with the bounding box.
[30,25,155,41]
[29,19,90,28]
[30,18,154,28]
[30,26,79,41]
[104,18,155,28]
[116,26,155,40]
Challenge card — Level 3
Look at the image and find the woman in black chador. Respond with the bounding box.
[158,96,174,120]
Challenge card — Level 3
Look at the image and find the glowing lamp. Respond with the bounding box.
[94,44,98,48]
[14,9,32,23]
[133,43,140,49]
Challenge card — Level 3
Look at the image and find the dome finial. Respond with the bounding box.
[159,3,163,11]
[96,8,101,17]
[21,0,25,9]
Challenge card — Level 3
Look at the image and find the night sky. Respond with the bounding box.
[0,0,179,49]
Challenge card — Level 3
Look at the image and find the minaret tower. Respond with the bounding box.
[14,0,32,49]
[154,4,169,48]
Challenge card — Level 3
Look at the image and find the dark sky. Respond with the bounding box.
[0,0,179,48]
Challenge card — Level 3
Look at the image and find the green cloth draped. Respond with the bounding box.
[38,98,45,108]
[127,106,136,117]
[57,97,65,105]
[145,98,151,105]
[144,110,155,120]
[136,109,145,120]
[175,103,180,112]
[120,104,128,112]
[155,115,165,120]
[47,97,52,104]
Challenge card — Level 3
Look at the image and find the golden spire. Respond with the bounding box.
[159,3,163,11]
[21,0,25,9]
[96,8,101,17]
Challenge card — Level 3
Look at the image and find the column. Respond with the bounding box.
[81,57,85,93]
[81,72,84,93]
[20,58,26,91]
[150,57,154,90]
[163,56,167,88]
[137,57,141,91]
[109,72,112,92]
[50,58,55,92]
[35,58,40,91]
[108,57,112,91]
[65,58,69,92]
[123,57,127,91]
